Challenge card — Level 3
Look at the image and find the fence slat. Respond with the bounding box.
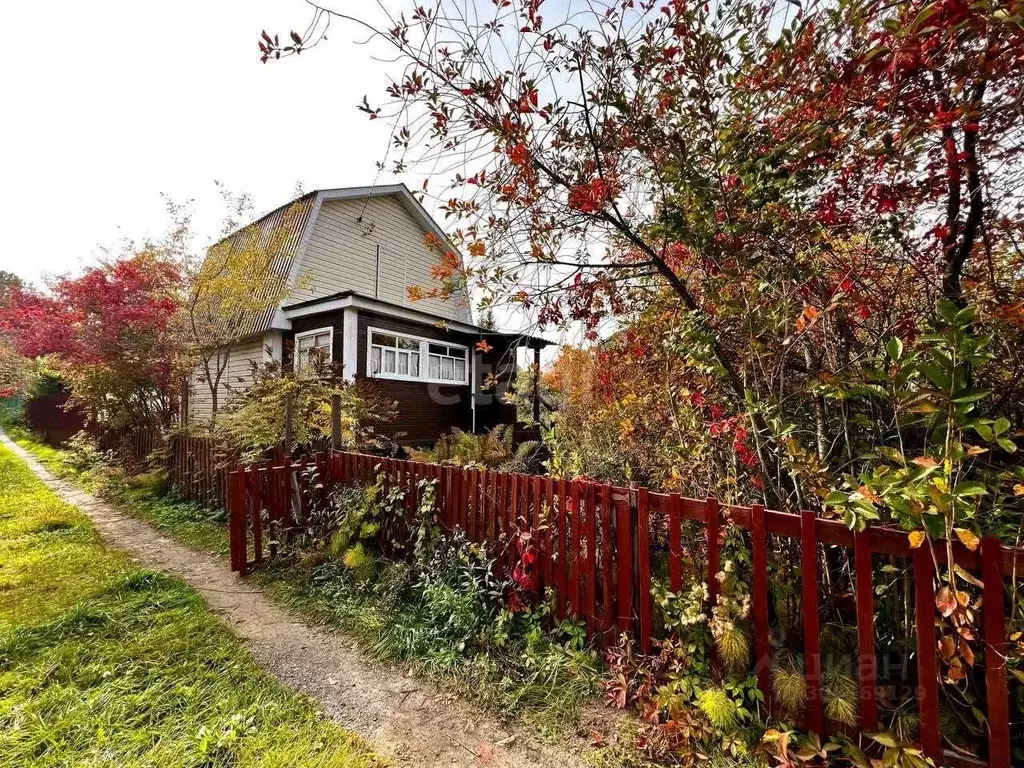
[801,509,822,736]
[531,475,543,590]
[543,477,554,591]
[913,544,942,763]
[468,468,479,541]
[557,478,569,616]
[615,491,633,636]
[251,466,264,565]
[982,535,1011,768]
[669,494,683,592]
[585,481,598,635]
[569,480,582,616]
[854,529,878,731]
[706,496,721,667]
[751,503,771,711]
[228,470,247,576]
[601,483,615,639]
[637,488,652,654]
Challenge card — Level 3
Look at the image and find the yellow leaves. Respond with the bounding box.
[1014,483,1024,497]
[912,455,939,468]
[908,530,927,549]
[953,528,980,552]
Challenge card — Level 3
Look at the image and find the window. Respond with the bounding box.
[368,328,469,384]
[294,327,333,372]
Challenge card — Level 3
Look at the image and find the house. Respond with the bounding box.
[184,184,547,444]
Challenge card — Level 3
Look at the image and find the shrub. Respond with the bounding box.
[411,425,544,473]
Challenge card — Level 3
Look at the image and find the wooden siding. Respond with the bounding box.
[187,336,266,422]
[355,311,472,444]
[289,195,472,323]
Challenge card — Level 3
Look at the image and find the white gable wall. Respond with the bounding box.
[288,195,472,323]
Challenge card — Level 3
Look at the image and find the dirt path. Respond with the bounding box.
[0,433,592,768]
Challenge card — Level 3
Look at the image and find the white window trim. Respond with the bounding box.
[293,326,334,372]
[366,326,470,385]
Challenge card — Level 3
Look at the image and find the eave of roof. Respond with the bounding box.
[282,290,550,348]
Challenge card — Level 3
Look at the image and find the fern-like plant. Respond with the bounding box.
[822,670,858,727]
[696,686,739,731]
[715,625,751,674]
[771,657,807,717]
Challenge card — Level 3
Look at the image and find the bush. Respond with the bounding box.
[216,358,396,461]
[410,425,544,473]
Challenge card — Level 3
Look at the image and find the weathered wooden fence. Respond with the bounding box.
[98,428,229,509]
[228,450,1020,768]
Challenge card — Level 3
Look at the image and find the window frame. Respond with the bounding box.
[366,326,470,385]
[293,326,334,373]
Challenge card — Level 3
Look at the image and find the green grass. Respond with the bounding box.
[5,426,229,555]
[5,430,600,738]
[0,443,382,768]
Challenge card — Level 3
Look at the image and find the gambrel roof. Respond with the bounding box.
[210,184,471,338]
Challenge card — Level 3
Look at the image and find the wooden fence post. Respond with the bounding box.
[914,544,942,763]
[284,392,294,452]
[751,503,771,712]
[330,393,342,450]
[982,536,1011,768]
[801,509,822,736]
[637,487,652,654]
[854,529,878,730]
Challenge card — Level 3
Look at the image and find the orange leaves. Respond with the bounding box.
[857,484,882,505]
[794,304,820,333]
[475,339,494,353]
[908,530,927,548]
[935,586,958,617]
[422,231,444,251]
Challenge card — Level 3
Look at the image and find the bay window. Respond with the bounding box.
[368,328,469,384]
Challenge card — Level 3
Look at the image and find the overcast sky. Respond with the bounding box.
[0,0,408,286]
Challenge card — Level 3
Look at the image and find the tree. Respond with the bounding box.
[174,189,313,421]
[0,270,27,399]
[0,252,181,427]
[258,0,1023,509]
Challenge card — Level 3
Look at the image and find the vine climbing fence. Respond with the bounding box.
[227,450,1020,768]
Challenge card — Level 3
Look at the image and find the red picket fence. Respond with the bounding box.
[227,450,1021,768]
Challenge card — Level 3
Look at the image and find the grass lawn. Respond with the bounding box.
[3,427,600,738]
[0,442,382,768]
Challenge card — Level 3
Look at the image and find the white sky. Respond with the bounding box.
[0,0,408,286]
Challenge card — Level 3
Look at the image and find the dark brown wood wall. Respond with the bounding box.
[356,311,473,444]
[285,313,346,373]
[283,307,520,445]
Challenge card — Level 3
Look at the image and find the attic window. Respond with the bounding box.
[368,328,469,385]
[295,327,333,372]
